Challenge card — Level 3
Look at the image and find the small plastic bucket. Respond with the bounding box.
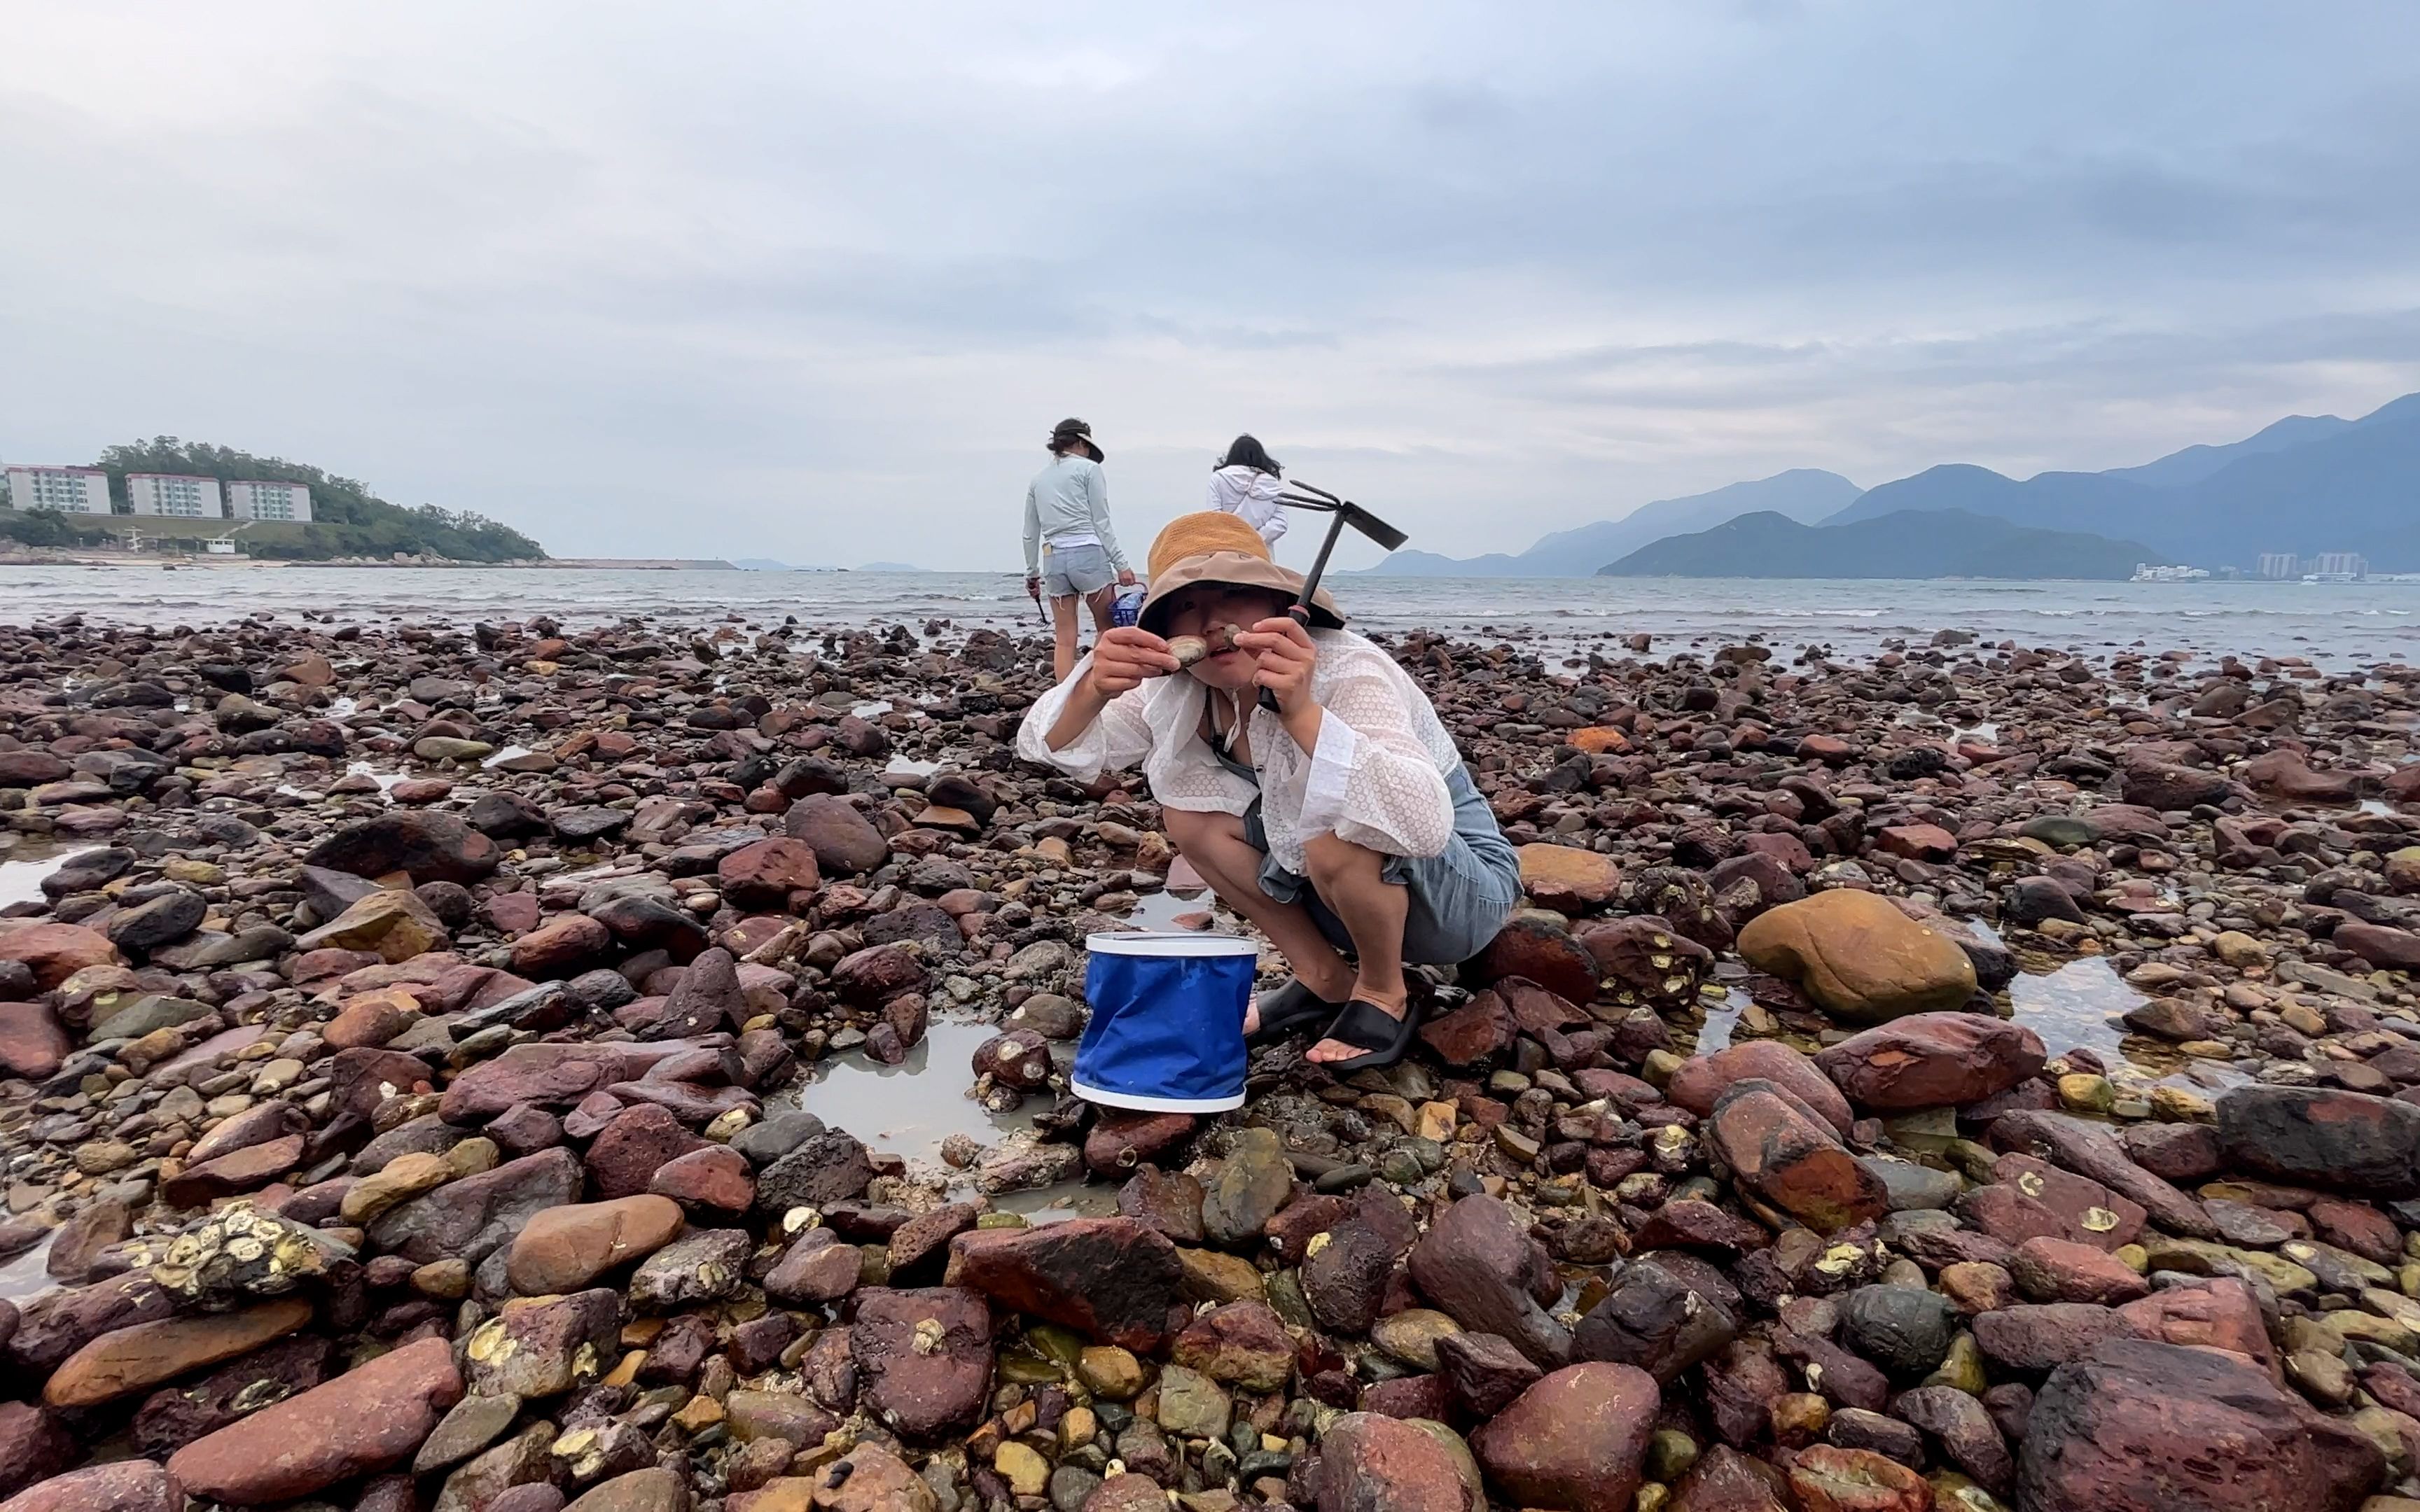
[1073,932,1259,1112]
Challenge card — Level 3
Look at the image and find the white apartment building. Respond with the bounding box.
[2256,552,2298,580]
[4,465,110,513]
[127,472,225,518]
[225,479,313,522]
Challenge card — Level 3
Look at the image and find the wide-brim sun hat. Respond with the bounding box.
[1137,510,1343,637]
[1051,417,1103,461]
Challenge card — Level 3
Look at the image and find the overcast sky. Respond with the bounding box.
[3,2,2416,569]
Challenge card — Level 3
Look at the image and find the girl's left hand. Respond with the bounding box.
[1235,615,1318,715]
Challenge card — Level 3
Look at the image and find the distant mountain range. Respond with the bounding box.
[1598,508,2160,580]
[1364,470,1861,575]
[1368,390,2420,578]
[1826,392,2420,570]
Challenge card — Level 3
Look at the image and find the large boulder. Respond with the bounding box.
[1735,889,1976,1023]
[2216,1085,2420,1198]
[1814,1011,2046,1111]
[2017,1338,2383,1511]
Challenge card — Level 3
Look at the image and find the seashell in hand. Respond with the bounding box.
[1166,635,1211,668]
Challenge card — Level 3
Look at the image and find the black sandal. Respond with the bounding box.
[1312,997,1423,1073]
[1246,977,1347,1046]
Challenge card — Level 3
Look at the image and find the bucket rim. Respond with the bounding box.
[1083,930,1259,958]
[1071,1078,1248,1113]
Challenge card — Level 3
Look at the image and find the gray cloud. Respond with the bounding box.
[1,1,2416,567]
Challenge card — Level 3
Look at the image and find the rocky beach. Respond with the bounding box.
[0,604,2417,1512]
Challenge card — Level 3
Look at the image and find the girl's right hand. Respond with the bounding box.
[1089,627,1180,695]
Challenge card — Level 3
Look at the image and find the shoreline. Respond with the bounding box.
[0,608,2416,1510]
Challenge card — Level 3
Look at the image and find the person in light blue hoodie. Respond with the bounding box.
[1023,417,1135,682]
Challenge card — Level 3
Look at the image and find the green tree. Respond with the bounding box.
[0,507,110,548]
[94,437,548,561]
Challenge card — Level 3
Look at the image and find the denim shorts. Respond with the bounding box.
[1247,767,1522,966]
[1042,542,1115,598]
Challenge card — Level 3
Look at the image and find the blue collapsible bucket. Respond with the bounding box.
[1074,932,1259,1112]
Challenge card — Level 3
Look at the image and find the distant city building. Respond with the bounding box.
[2132,564,2209,582]
[2256,552,2298,580]
[2308,552,2367,580]
[127,472,225,518]
[225,479,314,522]
[3,464,110,513]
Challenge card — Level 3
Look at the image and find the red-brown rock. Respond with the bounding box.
[0,1001,70,1079]
[2216,1084,2420,1198]
[1669,1041,1854,1135]
[948,1217,1181,1352]
[1470,1362,1658,1512]
[1472,915,1599,1007]
[1814,1011,2045,1112]
[0,923,120,993]
[1706,1080,1886,1233]
[2017,1339,2383,1511]
[1312,1411,1477,1512]
[851,1287,993,1438]
[0,1458,180,1512]
[508,914,611,976]
[166,1336,464,1505]
[45,1298,312,1408]
[1419,990,1517,1067]
[1786,1445,1931,1512]
[717,836,821,908]
[2009,1236,2150,1306]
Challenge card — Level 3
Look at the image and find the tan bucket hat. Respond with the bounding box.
[1137,512,1343,636]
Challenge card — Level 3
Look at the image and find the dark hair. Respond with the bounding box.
[1217,434,1281,476]
[1048,419,1099,460]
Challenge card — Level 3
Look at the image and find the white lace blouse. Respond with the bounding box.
[1015,628,1465,873]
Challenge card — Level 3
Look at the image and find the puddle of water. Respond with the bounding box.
[0,843,99,910]
[2003,956,2244,1094]
[1694,988,1749,1054]
[850,700,894,718]
[1122,890,1216,932]
[482,745,534,769]
[0,1231,59,1304]
[2360,799,2397,816]
[885,758,943,778]
[780,1017,1039,1170]
[993,1182,1120,1223]
[1959,721,2001,743]
[326,696,359,718]
[2009,957,2141,1060]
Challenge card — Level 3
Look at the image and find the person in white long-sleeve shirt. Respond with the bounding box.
[1018,511,1519,1074]
[1204,433,1288,546]
[1022,418,1135,682]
